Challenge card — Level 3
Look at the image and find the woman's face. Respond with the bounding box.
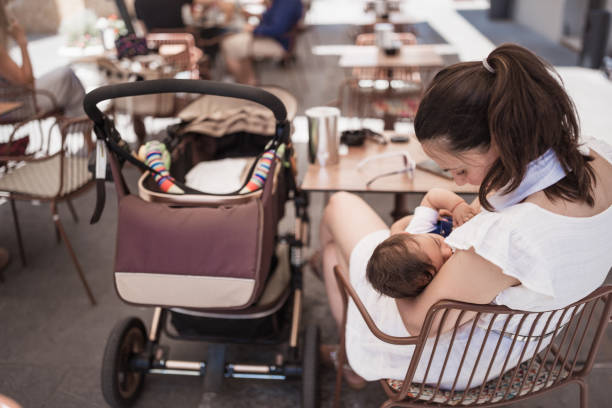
[422,139,499,186]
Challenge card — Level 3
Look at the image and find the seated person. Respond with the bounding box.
[319,43,612,391]
[134,0,232,58]
[221,0,302,85]
[0,8,85,118]
[367,188,477,298]
[134,0,192,31]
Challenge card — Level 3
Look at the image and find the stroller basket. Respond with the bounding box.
[84,79,295,310]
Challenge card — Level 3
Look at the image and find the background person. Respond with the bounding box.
[221,0,302,85]
[319,43,612,389]
[0,1,86,118]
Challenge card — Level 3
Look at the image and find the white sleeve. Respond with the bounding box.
[445,209,555,298]
[405,206,439,234]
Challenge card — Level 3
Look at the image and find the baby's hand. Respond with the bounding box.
[452,202,477,227]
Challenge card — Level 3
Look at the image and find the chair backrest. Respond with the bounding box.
[0,84,59,125]
[146,32,202,79]
[54,117,95,198]
[0,117,95,200]
[352,32,420,83]
[334,266,612,407]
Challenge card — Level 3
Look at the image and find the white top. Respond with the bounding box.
[445,137,612,312]
[405,206,439,233]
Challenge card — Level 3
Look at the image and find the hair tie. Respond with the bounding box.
[482,58,495,74]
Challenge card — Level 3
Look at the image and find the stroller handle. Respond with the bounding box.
[83,79,288,125]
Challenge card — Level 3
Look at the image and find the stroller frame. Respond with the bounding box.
[84,80,319,407]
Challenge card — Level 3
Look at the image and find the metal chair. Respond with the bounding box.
[145,32,205,80]
[0,117,97,305]
[0,83,61,126]
[0,84,62,159]
[354,32,419,82]
[333,266,612,408]
[339,32,423,130]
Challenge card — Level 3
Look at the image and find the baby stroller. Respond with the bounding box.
[83,80,318,407]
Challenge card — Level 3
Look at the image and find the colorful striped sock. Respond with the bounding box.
[240,150,278,193]
[140,141,184,194]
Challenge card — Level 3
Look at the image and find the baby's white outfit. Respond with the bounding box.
[345,137,612,389]
[404,206,441,233]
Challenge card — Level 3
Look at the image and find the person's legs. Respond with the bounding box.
[319,192,388,329]
[221,32,256,85]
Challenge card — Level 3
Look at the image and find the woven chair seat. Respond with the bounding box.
[386,360,569,405]
[0,155,91,198]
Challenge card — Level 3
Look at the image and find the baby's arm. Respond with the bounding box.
[390,215,413,235]
[421,188,476,227]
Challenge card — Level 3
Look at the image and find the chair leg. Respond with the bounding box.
[9,199,26,267]
[380,400,397,408]
[333,342,348,408]
[66,199,79,223]
[577,379,588,408]
[51,202,96,306]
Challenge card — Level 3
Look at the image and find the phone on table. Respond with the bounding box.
[416,159,453,180]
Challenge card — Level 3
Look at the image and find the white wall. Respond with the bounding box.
[513,0,567,42]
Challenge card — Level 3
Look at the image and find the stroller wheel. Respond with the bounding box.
[301,324,320,408]
[101,317,148,407]
[203,343,226,393]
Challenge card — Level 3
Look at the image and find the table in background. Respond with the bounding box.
[338,44,444,130]
[339,44,443,74]
[301,133,478,219]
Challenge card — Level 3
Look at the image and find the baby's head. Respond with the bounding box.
[366,232,452,298]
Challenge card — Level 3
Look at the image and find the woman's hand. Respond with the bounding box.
[452,202,477,227]
[7,19,28,47]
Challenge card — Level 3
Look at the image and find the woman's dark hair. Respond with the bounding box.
[366,234,435,298]
[414,43,595,211]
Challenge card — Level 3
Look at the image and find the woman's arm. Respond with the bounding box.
[0,19,34,85]
[395,248,519,335]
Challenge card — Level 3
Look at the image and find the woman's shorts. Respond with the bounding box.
[221,32,285,60]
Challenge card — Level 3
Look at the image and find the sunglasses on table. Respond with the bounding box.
[357,151,416,188]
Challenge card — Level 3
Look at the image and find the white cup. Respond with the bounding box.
[374,23,394,48]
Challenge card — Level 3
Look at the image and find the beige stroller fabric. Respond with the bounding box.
[177,86,297,137]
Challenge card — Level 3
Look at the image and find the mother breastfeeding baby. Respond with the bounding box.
[318,43,612,389]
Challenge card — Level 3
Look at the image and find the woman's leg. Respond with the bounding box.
[319,192,388,330]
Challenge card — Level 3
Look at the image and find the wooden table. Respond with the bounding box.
[339,44,444,71]
[301,133,478,218]
[0,102,23,117]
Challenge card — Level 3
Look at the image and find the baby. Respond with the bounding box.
[367,188,478,298]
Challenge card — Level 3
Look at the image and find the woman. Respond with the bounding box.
[320,43,612,390]
[0,3,85,118]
